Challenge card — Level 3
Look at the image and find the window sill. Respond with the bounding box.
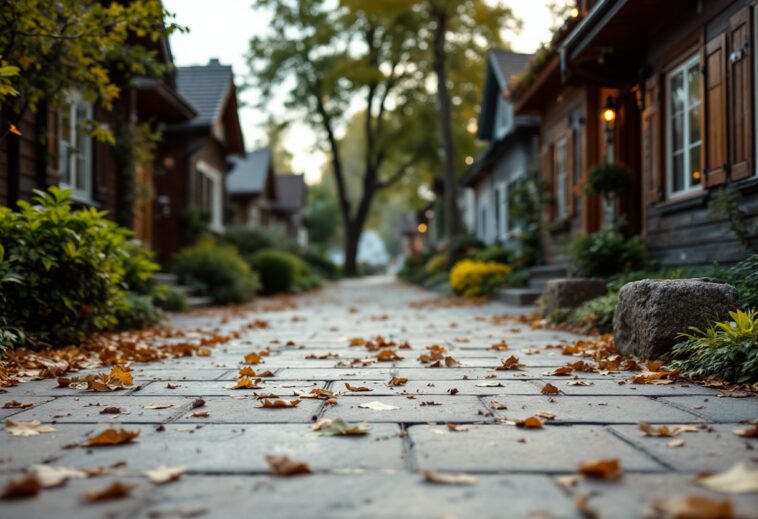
[650,190,707,216]
[731,175,758,195]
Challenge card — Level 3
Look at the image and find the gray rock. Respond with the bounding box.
[614,278,739,358]
[541,277,607,314]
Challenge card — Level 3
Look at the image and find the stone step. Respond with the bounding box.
[495,287,541,306]
[186,296,214,309]
[154,272,180,285]
[528,264,569,280]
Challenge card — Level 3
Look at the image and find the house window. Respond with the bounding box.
[196,160,224,233]
[554,138,569,218]
[666,54,702,196]
[59,92,93,202]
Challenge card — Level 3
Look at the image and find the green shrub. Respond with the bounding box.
[568,292,618,333]
[448,234,485,265]
[475,246,514,265]
[424,253,449,275]
[114,292,164,330]
[289,253,322,292]
[121,240,159,295]
[250,249,296,295]
[152,284,189,312]
[508,268,530,288]
[180,207,211,245]
[172,241,259,304]
[0,188,130,343]
[569,229,646,277]
[223,226,275,260]
[670,309,758,383]
[586,162,634,197]
[301,250,340,279]
[723,254,758,310]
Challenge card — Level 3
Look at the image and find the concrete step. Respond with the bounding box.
[154,272,180,285]
[529,264,569,280]
[495,287,541,306]
[186,296,214,309]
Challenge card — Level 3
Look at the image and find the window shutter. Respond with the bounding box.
[566,130,575,217]
[728,7,753,180]
[540,143,554,219]
[642,75,662,202]
[704,33,728,187]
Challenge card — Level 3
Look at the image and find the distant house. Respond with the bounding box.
[226,147,277,227]
[270,173,308,246]
[511,0,758,267]
[153,58,245,260]
[461,50,538,250]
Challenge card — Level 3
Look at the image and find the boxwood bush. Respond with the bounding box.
[569,229,646,277]
[250,249,296,294]
[172,241,259,304]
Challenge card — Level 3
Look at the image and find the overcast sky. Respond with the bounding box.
[163,0,556,184]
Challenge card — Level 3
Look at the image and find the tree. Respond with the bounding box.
[0,0,182,141]
[305,184,340,250]
[260,115,294,173]
[249,0,427,275]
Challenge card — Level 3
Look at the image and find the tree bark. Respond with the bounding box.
[433,9,461,239]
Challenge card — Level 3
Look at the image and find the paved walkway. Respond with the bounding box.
[1,277,756,518]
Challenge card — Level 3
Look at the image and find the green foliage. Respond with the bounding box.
[424,253,449,275]
[507,179,547,267]
[172,241,259,305]
[569,229,646,277]
[586,162,634,197]
[250,249,296,295]
[305,185,340,248]
[114,292,163,330]
[0,0,184,140]
[223,226,275,260]
[723,254,758,310]
[447,234,485,265]
[181,208,211,245]
[568,292,618,333]
[475,246,514,265]
[301,250,340,280]
[289,254,323,292]
[708,188,756,253]
[121,240,159,295]
[671,309,758,383]
[151,284,189,312]
[0,188,130,343]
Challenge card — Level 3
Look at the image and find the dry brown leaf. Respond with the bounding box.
[631,371,673,385]
[388,376,408,386]
[421,470,476,485]
[345,383,372,392]
[544,366,573,376]
[650,495,734,518]
[693,463,758,494]
[238,366,256,377]
[554,474,583,490]
[490,341,508,351]
[577,458,621,480]
[143,403,174,410]
[0,475,41,499]
[495,355,523,371]
[638,423,699,437]
[2,400,33,409]
[376,350,403,362]
[232,377,262,390]
[667,439,685,448]
[243,352,263,364]
[446,423,469,432]
[190,411,210,418]
[575,494,598,519]
[733,424,758,438]
[4,419,56,437]
[82,428,140,447]
[265,455,311,476]
[143,465,185,485]
[515,416,544,429]
[541,383,560,395]
[259,399,301,409]
[444,356,462,367]
[81,481,134,502]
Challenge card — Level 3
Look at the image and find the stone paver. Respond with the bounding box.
[1,277,756,517]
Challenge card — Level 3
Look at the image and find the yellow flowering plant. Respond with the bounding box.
[449,259,512,297]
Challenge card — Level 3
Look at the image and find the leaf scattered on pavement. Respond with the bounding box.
[358,401,400,411]
[259,398,301,409]
[143,403,174,410]
[577,458,621,480]
[0,475,41,499]
[143,465,185,485]
[4,420,56,437]
[650,495,734,518]
[733,424,758,438]
[421,470,476,485]
[388,376,408,386]
[541,383,561,395]
[515,416,544,429]
[693,463,758,494]
[345,383,372,392]
[81,481,134,502]
[495,356,523,371]
[312,418,370,436]
[638,423,699,437]
[29,465,87,488]
[265,455,311,476]
[82,428,140,447]
[2,400,33,409]
[490,341,508,351]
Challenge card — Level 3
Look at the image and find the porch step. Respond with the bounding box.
[186,296,214,309]
[528,264,569,290]
[495,287,541,306]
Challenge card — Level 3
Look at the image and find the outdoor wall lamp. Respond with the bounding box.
[602,96,617,145]
[417,223,428,234]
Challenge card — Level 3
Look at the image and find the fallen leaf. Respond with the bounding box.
[265,455,311,476]
[81,481,134,502]
[2,400,33,409]
[243,352,263,364]
[82,428,140,447]
[554,474,583,490]
[259,399,301,409]
[515,416,543,429]
[238,367,256,377]
[535,411,557,420]
[143,403,174,410]
[475,382,504,387]
[100,406,123,414]
[296,388,336,400]
[694,463,758,494]
[4,420,56,437]
[376,350,403,362]
[232,377,262,390]
[345,383,372,392]
[733,424,758,438]
[567,380,593,386]
[444,356,462,367]
[544,366,573,376]
[421,470,476,485]
[191,399,205,409]
[29,465,87,488]
[446,424,468,432]
[358,401,399,411]
[631,371,673,385]
[490,341,508,351]
[667,439,685,448]
[650,495,734,518]
[541,383,560,395]
[575,494,598,519]
[0,475,40,499]
[143,465,185,485]
[638,423,699,437]
[495,356,523,371]
[190,411,210,418]
[312,418,370,436]
[165,383,180,389]
[578,458,621,480]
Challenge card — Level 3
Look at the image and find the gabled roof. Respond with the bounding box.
[477,50,533,141]
[227,148,272,196]
[271,174,307,213]
[176,59,234,128]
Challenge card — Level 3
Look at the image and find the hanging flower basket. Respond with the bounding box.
[586,162,634,197]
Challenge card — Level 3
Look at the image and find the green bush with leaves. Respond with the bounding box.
[172,241,259,304]
[448,234,485,265]
[290,254,322,292]
[568,292,618,333]
[475,246,514,265]
[223,226,276,260]
[0,188,130,343]
[670,309,758,384]
[723,254,758,310]
[586,162,634,197]
[250,249,296,295]
[569,229,646,278]
[114,292,164,330]
[121,240,159,295]
[300,250,340,279]
[424,253,449,276]
[152,284,189,312]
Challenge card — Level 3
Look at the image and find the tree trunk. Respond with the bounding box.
[433,9,461,239]
[343,221,361,277]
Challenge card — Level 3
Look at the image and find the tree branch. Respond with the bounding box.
[376,154,419,190]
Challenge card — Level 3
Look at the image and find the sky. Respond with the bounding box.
[163,0,557,184]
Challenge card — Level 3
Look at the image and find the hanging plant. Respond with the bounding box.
[586,162,634,197]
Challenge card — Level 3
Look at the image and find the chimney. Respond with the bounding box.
[208,58,220,66]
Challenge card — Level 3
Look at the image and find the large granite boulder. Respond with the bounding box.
[614,278,739,359]
[542,278,607,315]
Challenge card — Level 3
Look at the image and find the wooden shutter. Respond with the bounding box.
[540,143,553,219]
[728,7,754,180]
[704,33,728,187]
[642,75,663,202]
[566,129,575,216]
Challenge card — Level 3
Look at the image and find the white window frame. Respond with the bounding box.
[59,91,94,203]
[196,160,224,233]
[554,138,569,219]
[495,181,508,240]
[665,53,703,197]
